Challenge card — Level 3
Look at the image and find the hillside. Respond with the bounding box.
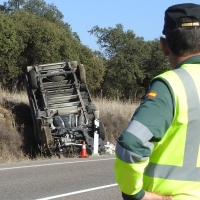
[0,89,138,163]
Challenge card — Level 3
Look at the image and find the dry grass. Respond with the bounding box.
[0,89,37,162]
[94,98,139,144]
[0,106,24,163]
[0,89,139,163]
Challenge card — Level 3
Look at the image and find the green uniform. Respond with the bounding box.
[114,55,200,200]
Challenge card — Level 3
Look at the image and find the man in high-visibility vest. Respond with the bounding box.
[114,3,200,200]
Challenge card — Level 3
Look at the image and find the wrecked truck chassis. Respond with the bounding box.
[24,61,105,156]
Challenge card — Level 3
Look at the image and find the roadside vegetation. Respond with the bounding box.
[0,0,170,162]
[0,0,170,100]
[0,89,138,163]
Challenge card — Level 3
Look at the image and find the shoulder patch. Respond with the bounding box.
[146,91,157,98]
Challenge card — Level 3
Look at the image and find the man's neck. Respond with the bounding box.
[170,53,200,68]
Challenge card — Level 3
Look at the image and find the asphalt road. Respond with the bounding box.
[0,155,122,200]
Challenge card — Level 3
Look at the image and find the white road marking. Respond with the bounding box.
[0,158,115,171]
[36,184,118,200]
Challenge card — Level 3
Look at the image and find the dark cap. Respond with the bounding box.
[163,3,200,35]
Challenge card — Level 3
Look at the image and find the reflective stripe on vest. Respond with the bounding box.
[115,120,154,163]
[145,66,200,181]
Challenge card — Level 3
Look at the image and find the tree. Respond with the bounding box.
[22,0,63,22]
[0,13,21,83]
[1,0,64,23]
[89,24,149,100]
[0,0,25,12]
[136,39,170,93]
[78,45,106,91]
[6,0,25,10]
[89,24,170,100]
[0,1,110,92]
[10,11,78,69]
[0,10,105,91]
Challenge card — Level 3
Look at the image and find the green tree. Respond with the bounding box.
[90,24,170,100]
[0,0,25,13]
[0,13,21,83]
[11,11,77,69]
[89,24,149,100]
[78,45,106,91]
[137,39,170,93]
[7,11,105,90]
[22,0,63,22]
[0,0,106,91]
[1,0,64,22]
[5,0,25,10]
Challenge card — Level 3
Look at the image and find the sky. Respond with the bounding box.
[1,0,200,50]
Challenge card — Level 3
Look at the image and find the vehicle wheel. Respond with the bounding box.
[87,103,96,114]
[99,120,106,141]
[41,126,53,156]
[28,70,38,89]
[34,119,42,145]
[80,83,87,91]
[41,126,53,146]
[76,64,86,83]
[47,69,65,82]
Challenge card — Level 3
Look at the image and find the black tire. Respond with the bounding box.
[32,118,41,146]
[41,126,53,146]
[28,70,38,89]
[99,120,106,141]
[87,103,96,114]
[80,83,87,91]
[76,64,86,83]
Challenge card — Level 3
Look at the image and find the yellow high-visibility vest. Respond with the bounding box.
[143,64,200,200]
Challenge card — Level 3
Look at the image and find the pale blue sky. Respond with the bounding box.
[44,0,200,50]
[1,0,200,50]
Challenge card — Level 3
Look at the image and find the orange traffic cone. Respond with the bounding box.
[79,141,89,158]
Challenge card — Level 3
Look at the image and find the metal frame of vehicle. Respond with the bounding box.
[24,61,105,156]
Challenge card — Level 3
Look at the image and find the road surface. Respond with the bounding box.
[0,155,122,200]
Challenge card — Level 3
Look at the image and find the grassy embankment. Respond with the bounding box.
[0,89,139,163]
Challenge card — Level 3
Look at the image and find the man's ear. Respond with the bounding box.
[160,37,170,56]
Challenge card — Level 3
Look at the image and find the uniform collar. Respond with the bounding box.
[175,55,200,69]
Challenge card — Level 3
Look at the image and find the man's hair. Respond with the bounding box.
[165,17,200,56]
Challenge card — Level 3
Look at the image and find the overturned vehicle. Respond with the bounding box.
[24,61,105,156]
